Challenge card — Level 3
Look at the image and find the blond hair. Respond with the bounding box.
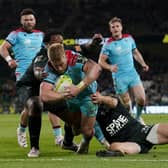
[48,43,65,63]
[108,16,122,26]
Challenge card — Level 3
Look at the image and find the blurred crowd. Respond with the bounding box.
[0,0,168,38]
[0,0,168,113]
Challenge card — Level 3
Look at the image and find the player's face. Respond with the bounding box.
[21,14,36,32]
[51,57,67,74]
[109,21,123,39]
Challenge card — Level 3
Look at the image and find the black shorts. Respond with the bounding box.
[16,85,39,106]
[127,125,154,153]
[43,101,68,115]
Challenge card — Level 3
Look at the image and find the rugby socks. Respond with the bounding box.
[19,124,27,132]
[63,123,74,146]
[94,121,105,142]
[128,101,134,114]
[94,121,110,148]
[28,115,41,149]
[82,132,93,144]
[136,104,144,120]
[53,126,62,138]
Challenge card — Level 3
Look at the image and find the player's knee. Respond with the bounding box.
[81,126,94,137]
[26,96,43,116]
[136,97,145,106]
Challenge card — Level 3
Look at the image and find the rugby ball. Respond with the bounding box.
[54,75,72,92]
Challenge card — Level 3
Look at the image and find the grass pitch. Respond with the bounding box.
[0,114,168,168]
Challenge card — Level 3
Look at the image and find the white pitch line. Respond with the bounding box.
[0,158,168,162]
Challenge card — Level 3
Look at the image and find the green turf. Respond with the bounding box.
[0,114,168,168]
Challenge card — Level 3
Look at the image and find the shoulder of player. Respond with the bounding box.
[122,34,134,40]
[9,28,44,35]
[105,34,133,44]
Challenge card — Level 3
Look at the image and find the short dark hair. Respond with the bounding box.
[20,8,36,17]
[43,30,63,43]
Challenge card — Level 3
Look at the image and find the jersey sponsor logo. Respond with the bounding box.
[106,114,128,136]
[24,39,31,45]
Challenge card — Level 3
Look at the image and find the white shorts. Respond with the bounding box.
[146,124,159,144]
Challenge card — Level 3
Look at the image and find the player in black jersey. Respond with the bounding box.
[92,91,168,155]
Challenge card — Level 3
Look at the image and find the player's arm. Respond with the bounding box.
[69,59,102,97]
[81,59,102,88]
[91,91,118,108]
[133,48,149,72]
[98,54,118,72]
[40,81,72,103]
[0,40,17,68]
[33,53,48,80]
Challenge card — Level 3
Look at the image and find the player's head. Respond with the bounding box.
[92,33,103,44]
[20,8,36,32]
[108,17,123,39]
[48,43,67,74]
[44,31,64,46]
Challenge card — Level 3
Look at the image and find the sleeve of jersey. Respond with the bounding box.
[130,36,137,50]
[6,31,17,46]
[100,43,110,56]
[42,64,56,84]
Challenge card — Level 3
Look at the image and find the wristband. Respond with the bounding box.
[77,81,86,89]
[5,56,12,62]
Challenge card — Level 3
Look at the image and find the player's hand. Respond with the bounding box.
[68,84,81,97]
[8,59,17,68]
[110,64,118,72]
[91,91,103,104]
[34,67,48,80]
[61,87,74,100]
[142,64,149,72]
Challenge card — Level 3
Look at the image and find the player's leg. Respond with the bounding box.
[147,124,168,144]
[27,96,42,157]
[48,112,63,145]
[94,121,110,149]
[16,86,32,148]
[119,92,133,114]
[114,76,133,114]
[77,114,95,154]
[131,83,146,123]
[110,142,141,154]
[61,122,79,152]
[45,101,80,151]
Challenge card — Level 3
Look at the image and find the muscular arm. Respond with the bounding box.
[133,48,149,71]
[82,59,102,87]
[91,91,118,108]
[0,41,11,57]
[40,81,72,103]
[98,54,118,72]
[0,41,17,68]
